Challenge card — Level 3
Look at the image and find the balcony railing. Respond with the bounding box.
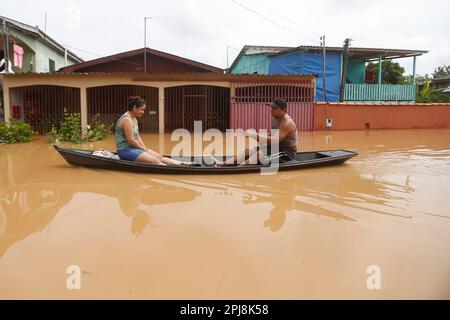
[344,84,416,102]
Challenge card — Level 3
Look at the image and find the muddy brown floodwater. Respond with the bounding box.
[0,128,449,299]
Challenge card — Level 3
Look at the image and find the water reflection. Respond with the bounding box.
[1,131,449,250]
[154,162,418,233]
[1,130,450,299]
[0,153,201,256]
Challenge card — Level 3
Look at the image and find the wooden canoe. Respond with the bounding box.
[54,145,358,174]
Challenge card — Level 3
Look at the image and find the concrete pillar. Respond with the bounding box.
[378,55,382,85]
[80,86,88,136]
[159,132,165,156]
[3,85,10,122]
[378,54,382,101]
[158,86,164,134]
[412,56,417,102]
[230,85,235,100]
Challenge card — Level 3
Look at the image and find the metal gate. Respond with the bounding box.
[164,85,230,132]
[230,81,315,131]
[9,85,81,134]
[87,85,159,133]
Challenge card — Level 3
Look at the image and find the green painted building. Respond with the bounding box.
[0,15,83,74]
[0,15,83,121]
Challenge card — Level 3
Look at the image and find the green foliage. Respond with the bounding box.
[366,61,406,84]
[60,109,82,143]
[404,74,431,85]
[0,119,37,144]
[85,114,114,142]
[432,65,450,79]
[0,121,6,142]
[416,80,450,103]
[48,108,82,143]
[404,65,450,85]
[48,124,62,144]
[48,108,112,144]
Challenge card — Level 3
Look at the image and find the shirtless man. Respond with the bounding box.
[213,98,298,166]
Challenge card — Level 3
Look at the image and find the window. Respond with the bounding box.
[49,58,55,72]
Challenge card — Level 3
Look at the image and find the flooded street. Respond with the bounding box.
[0,129,449,299]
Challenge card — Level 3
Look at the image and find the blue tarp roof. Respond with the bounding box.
[269,51,342,102]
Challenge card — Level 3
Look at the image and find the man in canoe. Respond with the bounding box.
[115,96,194,166]
[212,98,298,166]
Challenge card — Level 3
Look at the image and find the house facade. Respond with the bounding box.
[229,45,428,103]
[3,46,316,134]
[0,15,83,120]
[0,16,83,74]
[2,72,316,134]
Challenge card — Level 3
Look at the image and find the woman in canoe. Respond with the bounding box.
[115,96,194,166]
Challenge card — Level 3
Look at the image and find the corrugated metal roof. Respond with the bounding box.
[239,44,428,55]
[241,45,293,55]
[229,44,429,70]
[432,75,450,82]
[60,47,223,73]
[4,71,316,82]
[270,45,428,60]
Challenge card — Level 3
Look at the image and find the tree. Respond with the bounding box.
[416,79,450,103]
[432,65,450,79]
[404,74,430,85]
[366,60,406,84]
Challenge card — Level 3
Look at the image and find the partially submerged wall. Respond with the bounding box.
[314,102,450,130]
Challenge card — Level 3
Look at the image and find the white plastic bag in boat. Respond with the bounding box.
[92,150,120,160]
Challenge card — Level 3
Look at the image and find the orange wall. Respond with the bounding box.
[314,102,450,130]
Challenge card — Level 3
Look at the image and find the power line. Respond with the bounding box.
[61,43,142,67]
[61,44,103,58]
[227,45,242,51]
[245,0,322,38]
[230,0,320,45]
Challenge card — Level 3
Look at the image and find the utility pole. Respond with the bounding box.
[339,38,351,102]
[226,45,230,69]
[2,18,10,74]
[144,17,152,73]
[321,35,327,102]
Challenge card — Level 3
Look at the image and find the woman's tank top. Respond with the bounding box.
[115,112,139,150]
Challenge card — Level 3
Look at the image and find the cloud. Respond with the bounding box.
[2,0,449,74]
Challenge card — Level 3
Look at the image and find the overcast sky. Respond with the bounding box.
[3,0,449,75]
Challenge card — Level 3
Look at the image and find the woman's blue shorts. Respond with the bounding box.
[116,146,145,161]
